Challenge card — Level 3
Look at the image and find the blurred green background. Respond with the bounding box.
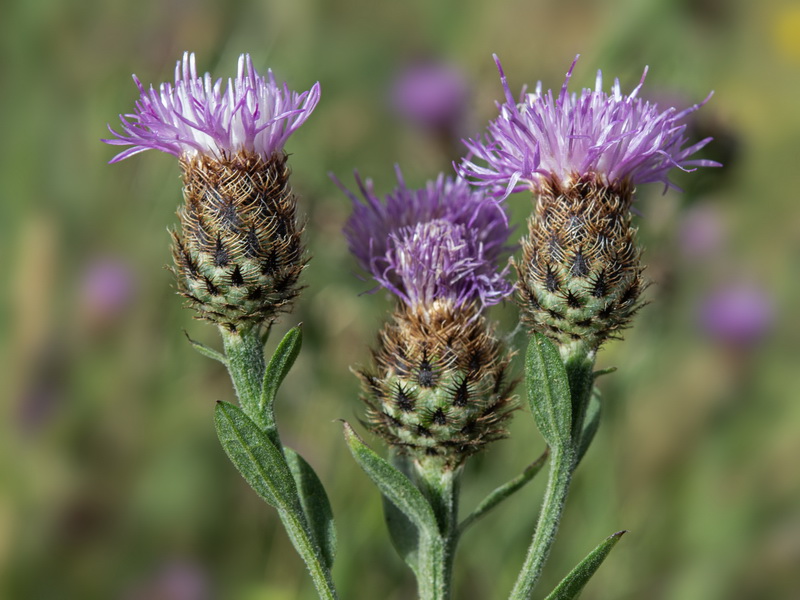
[2,0,799,598]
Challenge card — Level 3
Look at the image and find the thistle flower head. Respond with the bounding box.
[104,52,320,163]
[339,168,513,314]
[104,53,318,331]
[460,55,720,199]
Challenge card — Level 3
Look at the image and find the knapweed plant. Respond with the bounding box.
[105,52,719,599]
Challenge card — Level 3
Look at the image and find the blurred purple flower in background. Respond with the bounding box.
[124,560,211,600]
[698,282,773,347]
[390,60,469,132]
[79,257,135,326]
[678,203,727,259]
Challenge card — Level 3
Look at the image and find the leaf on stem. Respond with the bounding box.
[342,422,438,537]
[526,333,573,450]
[543,530,627,600]
[215,401,298,510]
[382,453,420,571]
[284,447,337,569]
[593,366,617,379]
[459,450,548,535]
[261,325,303,414]
[184,331,227,365]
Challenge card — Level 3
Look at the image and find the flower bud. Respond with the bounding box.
[516,176,643,349]
[358,302,515,467]
[172,152,304,330]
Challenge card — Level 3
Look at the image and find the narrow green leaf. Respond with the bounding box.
[459,450,548,535]
[575,387,602,466]
[185,332,227,365]
[343,422,438,536]
[284,447,337,569]
[593,366,617,379]
[543,531,627,600]
[260,325,302,415]
[526,333,573,449]
[214,401,297,510]
[382,453,420,572]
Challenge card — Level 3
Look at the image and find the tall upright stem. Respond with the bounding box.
[508,446,576,599]
[509,343,594,599]
[221,327,280,448]
[219,326,337,599]
[414,462,461,600]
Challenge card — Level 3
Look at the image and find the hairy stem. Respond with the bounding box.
[221,326,279,447]
[278,508,339,600]
[508,446,576,599]
[414,462,460,600]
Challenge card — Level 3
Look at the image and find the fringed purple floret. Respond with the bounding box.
[339,168,513,311]
[460,55,721,198]
[104,52,320,163]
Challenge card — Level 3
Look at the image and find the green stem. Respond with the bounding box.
[278,508,339,600]
[509,343,596,599]
[414,462,460,600]
[559,343,596,444]
[221,326,279,447]
[508,446,576,600]
[220,326,337,599]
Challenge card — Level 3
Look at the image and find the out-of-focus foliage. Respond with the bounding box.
[2,0,799,598]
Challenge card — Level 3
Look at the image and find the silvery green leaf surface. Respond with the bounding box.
[343,423,438,537]
[214,401,297,510]
[284,447,337,570]
[382,453,420,571]
[526,333,573,450]
[261,325,302,415]
[543,531,626,600]
[383,493,420,571]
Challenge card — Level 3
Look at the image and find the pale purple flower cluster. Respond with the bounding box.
[339,168,513,312]
[104,52,320,163]
[460,55,720,198]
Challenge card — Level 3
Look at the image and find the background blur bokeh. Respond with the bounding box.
[2,0,800,598]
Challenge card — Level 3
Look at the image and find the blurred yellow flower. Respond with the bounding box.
[773,6,800,61]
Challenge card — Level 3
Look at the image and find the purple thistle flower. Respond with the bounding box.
[338,168,513,313]
[460,55,721,199]
[104,52,320,163]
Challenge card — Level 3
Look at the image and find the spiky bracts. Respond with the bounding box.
[171,151,304,330]
[461,55,719,351]
[340,169,516,466]
[516,175,644,349]
[357,303,515,468]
